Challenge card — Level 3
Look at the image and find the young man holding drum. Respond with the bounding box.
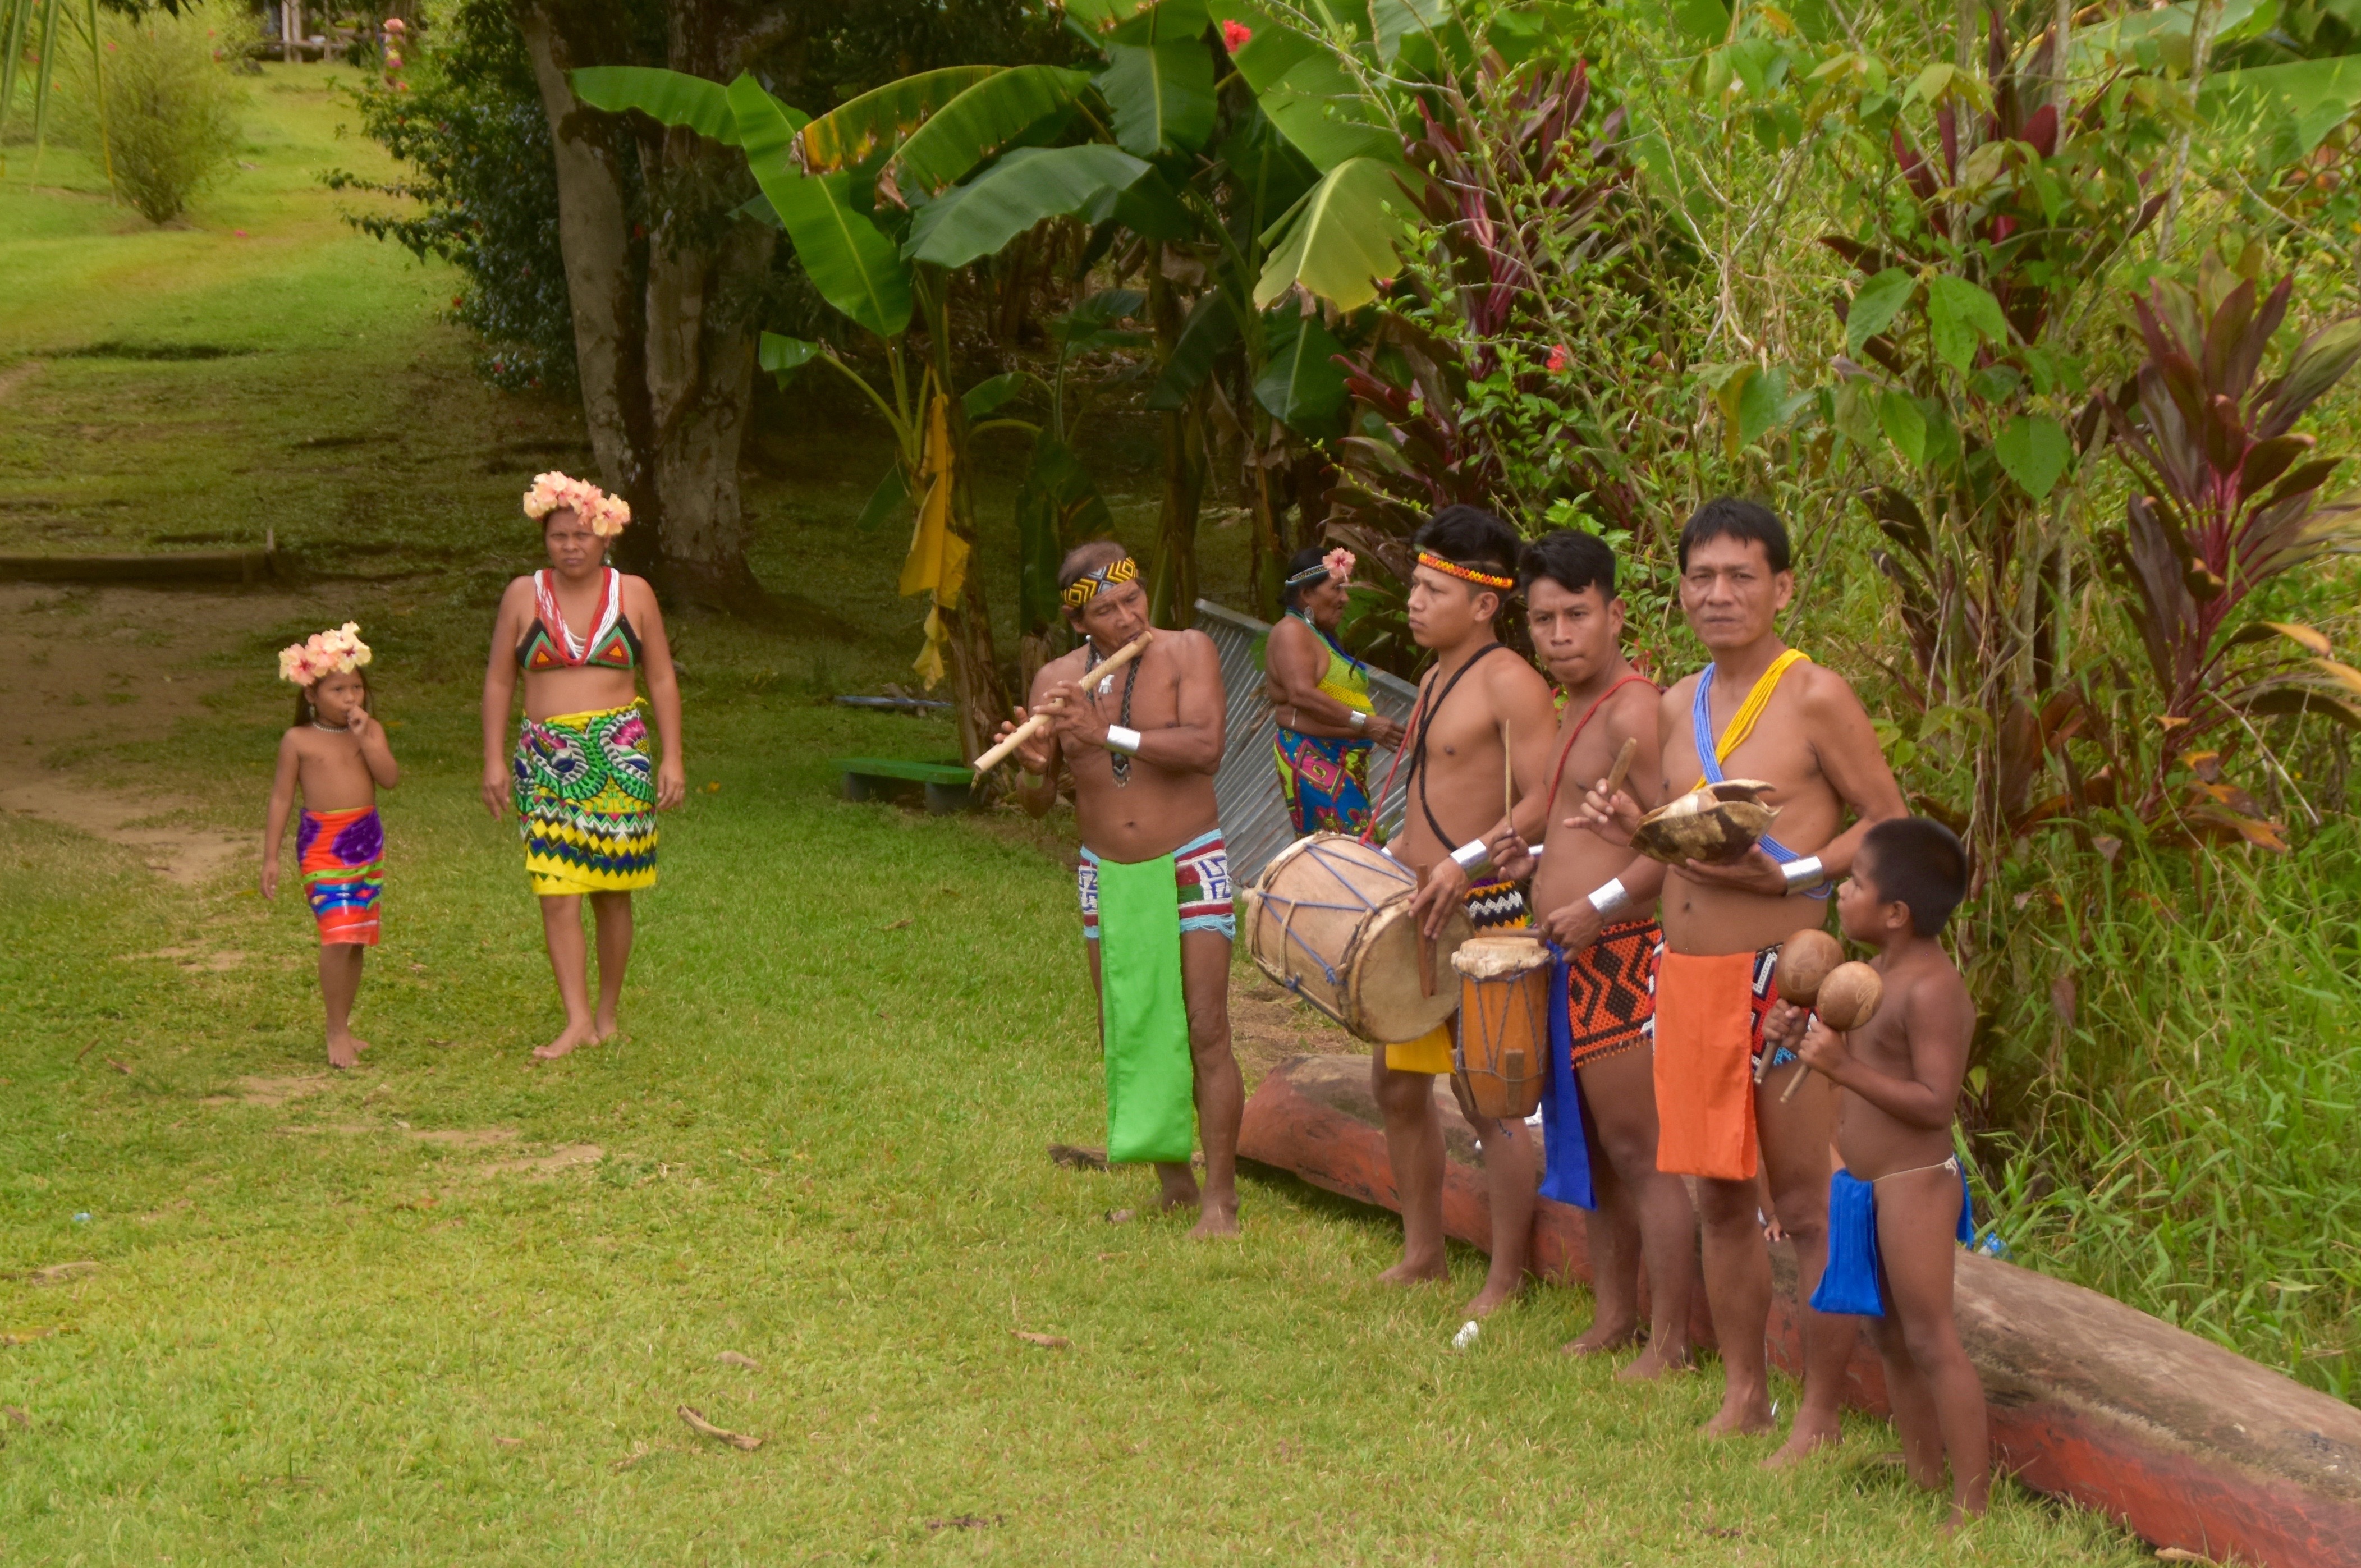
[1388,506,1561,1317]
[1491,529,1698,1378]
[994,540,1244,1238]
[1577,498,1905,1456]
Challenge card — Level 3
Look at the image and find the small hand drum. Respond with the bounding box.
[1450,935,1553,1121]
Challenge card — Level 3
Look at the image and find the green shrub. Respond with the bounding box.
[66,1,250,224]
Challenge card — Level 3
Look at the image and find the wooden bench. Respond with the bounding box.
[832,757,976,814]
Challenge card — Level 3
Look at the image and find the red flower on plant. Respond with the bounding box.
[1546,345,1569,373]
[1220,19,1253,51]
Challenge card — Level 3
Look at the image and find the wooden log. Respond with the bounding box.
[1237,1054,2361,1568]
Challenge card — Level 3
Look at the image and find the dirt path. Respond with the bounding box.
[0,582,359,882]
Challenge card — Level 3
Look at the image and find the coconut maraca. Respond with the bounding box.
[1778,957,1886,1102]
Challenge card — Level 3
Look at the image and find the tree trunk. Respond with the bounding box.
[516,0,782,610]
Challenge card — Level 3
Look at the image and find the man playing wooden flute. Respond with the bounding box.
[1389,505,1561,1315]
[1578,498,1905,1456]
[996,540,1243,1237]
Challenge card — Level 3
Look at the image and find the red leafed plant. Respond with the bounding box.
[2098,255,2361,845]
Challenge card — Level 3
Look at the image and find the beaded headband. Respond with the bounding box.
[1062,554,1140,609]
[1416,549,1516,591]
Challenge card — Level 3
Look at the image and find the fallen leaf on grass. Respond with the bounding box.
[717,1351,761,1371]
[677,1405,762,1450]
[1049,1143,1109,1171]
[880,917,914,931]
[2,1406,26,1428]
[1010,1331,1069,1350]
[106,1060,130,1075]
[0,1327,74,1347]
[609,1442,656,1473]
[493,1436,523,1449]
[928,1515,1003,1531]
[17,1262,99,1285]
[1104,1209,1134,1225]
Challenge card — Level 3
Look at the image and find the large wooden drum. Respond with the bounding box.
[1451,934,1552,1120]
[1242,833,1474,1044]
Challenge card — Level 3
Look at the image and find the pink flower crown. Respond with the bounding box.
[278,622,372,686]
[522,471,631,538]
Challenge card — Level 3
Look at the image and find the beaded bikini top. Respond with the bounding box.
[517,567,640,673]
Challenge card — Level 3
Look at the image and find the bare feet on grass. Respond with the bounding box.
[1188,1201,1239,1239]
[1377,1257,1448,1286]
[1615,1341,1695,1383]
[1701,1392,1777,1438]
[1761,1416,1843,1469]
[594,1007,620,1044]
[1560,1318,1640,1358]
[533,1020,599,1060]
[327,1034,361,1070]
[1461,1274,1523,1320]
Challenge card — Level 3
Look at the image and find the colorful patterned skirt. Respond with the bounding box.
[299,805,383,945]
[1273,729,1377,839]
[514,702,658,896]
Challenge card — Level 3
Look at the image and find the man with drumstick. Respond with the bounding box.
[1575,498,1904,1457]
[1488,529,1697,1378]
[995,540,1243,1238]
[1387,506,1560,1317]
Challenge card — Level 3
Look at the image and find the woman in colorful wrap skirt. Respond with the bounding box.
[480,473,684,1059]
[1264,545,1405,839]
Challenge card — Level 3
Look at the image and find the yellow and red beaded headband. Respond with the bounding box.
[1062,554,1140,609]
[1416,549,1516,592]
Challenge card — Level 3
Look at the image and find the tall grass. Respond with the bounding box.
[1977,822,2361,1401]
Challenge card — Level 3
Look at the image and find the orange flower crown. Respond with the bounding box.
[522,471,631,538]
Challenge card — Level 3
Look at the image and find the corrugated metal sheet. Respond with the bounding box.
[1195,599,1421,886]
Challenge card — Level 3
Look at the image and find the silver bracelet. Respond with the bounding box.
[1587,877,1630,916]
[1450,838,1490,872]
[1349,709,1368,730]
[1104,725,1143,756]
[1781,854,1827,895]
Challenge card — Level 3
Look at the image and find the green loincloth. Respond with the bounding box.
[1094,849,1198,1164]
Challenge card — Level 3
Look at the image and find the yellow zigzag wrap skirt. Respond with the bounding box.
[514,702,658,896]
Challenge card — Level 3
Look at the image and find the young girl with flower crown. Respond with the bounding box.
[480,473,684,1060]
[263,623,400,1069]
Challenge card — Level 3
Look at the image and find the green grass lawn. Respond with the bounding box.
[0,62,2161,1565]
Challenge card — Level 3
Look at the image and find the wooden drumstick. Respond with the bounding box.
[1601,736,1639,798]
[972,631,1155,775]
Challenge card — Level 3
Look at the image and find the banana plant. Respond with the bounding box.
[573,61,1142,756]
[0,0,112,185]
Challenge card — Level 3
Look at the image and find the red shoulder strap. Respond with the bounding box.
[1543,672,1659,820]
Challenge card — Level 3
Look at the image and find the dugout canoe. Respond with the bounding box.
[1238,1054,2361,1568]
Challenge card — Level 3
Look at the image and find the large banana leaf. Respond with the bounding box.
[1145,292,1239,410]
[1254,157,1419,310]
[797,66,1000,176]
[904,145,1151,270]
[889,64,1094,198]
[730,76,913,338]
[1102,39,1219,156]
[570,66,751,145]
[1217,6,1404,171]
[1112,0,1209,44]
[1254,307,1349,438]
[1371,0,1452,65]
[1081,164,1196,241]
